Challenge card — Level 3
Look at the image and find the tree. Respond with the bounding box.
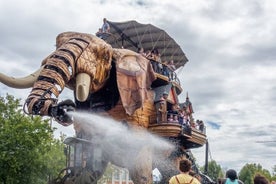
[0,94,65,184]
[239,163,272,184]
[201,160,224,182]
[272,165,276,181]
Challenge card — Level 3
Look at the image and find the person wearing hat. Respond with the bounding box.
[221,169,244,184]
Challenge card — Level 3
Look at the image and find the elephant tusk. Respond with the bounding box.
[0,67,43,89]
[76,73,91,102]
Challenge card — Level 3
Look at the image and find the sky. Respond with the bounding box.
[0,0,276,174]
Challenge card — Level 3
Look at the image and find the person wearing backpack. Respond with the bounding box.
[169,159,201,184]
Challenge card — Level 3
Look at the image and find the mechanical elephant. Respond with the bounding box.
[0,32,160,184]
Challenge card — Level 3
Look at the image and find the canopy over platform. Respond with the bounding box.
[103,20,189,69]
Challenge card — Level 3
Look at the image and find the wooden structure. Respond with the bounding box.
[148,124,206,149]
[147,62,207,149]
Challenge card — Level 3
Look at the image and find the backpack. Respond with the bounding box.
[175,175,194,184]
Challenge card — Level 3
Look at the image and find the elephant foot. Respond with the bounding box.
[155,159,179,184]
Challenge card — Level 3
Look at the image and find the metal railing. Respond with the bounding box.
[150,59,180,85]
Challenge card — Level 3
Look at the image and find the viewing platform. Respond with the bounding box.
[148,122,207,149]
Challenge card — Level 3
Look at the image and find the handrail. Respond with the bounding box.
[149,112,206,135]
[149,59,180,84]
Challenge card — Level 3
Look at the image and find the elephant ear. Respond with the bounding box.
[114,49,156,115]
[117,55,143,76]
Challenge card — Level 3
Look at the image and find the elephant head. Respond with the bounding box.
[0,32,113,124]
[0,32,156,126]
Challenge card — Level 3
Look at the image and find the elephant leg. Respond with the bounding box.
[153,147,188,183]
[128,145,153,184]
[154,157,179,184]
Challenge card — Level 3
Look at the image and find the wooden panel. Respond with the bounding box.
[187,128,207,146]
[148,123,207,148]
[106,99,156,128]
[148,123,182,137]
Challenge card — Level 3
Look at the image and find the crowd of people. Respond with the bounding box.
[138,47,178,81]
[157,92,205,134]
[170,161,275,184]
[95,19,203,134]
[217,169,275,184]
[95,19,178,82]
[95,18,202,133]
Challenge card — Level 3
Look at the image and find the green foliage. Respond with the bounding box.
[0,94,66,184]
[198,160,276,184]
[201,160,224,182]
[239,163,272,184]
[272,165,276,181]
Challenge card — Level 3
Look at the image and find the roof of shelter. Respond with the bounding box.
[103,20,189,69]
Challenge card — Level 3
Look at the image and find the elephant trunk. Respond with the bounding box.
[25,37,90,117]
[0,67,42,88]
